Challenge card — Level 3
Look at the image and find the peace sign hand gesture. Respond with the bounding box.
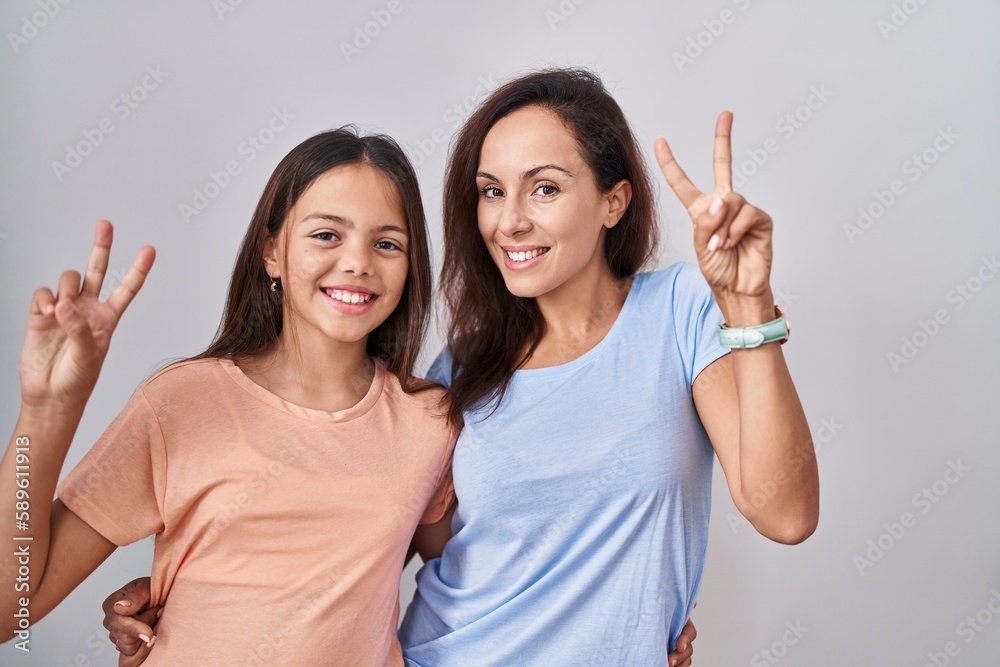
[655,112,774,306]
[20,220,155,413]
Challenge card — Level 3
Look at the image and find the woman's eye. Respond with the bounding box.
[481,186,503,199]
[376,240,403,252]
[535,184,558,196]
[313,231,338,242]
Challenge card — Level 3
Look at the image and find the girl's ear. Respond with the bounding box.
[263,235,280,280]
[605,179,632,229]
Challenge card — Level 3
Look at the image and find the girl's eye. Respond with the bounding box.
[313,231,338,242]
[480,186,503,199]
[535,184,559,196]
[375,240,403,252]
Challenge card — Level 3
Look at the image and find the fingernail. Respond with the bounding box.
[43,303,55,315]
[723,237,733,250]
[157,608,163,618]
[707,234,721,252]
[139,633,155,647]
[114,600,131,608]
[709,195,724,216]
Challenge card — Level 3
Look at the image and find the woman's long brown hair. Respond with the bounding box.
[442,68,659,425]
[190,127,432,392]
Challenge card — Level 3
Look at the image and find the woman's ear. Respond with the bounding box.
[263,235,280,281]
[605,179,632,229]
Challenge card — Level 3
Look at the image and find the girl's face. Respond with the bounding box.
[265,163,410,348]
[475,105,630,300]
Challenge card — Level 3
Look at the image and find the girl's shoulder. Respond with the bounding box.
[380,371,452,429]
[138,357,229,401]
[381,370,448,406]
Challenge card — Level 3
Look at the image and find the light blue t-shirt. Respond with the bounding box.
[399,263,729,666]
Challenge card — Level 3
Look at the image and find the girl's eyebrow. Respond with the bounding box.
[303,212,349,226]
[302,213,408,236]
[476,164,574,182]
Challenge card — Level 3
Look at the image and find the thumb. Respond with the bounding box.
[112,577,154,616]
[695,194,728,254]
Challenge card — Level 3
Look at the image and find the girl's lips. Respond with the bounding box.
[321,287,379,315]
[501,246,550,271]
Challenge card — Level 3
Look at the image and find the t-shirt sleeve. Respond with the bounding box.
[57,388,166,546]
[418,426,457,525]
[671,263,730,387]
[424,346,456,389]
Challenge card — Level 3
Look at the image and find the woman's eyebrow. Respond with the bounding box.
[476,164,575,182]
[523,164,573,179]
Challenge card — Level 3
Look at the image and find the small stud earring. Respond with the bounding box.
[270,277,279,292]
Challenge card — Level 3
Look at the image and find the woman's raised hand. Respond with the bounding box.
[20,220,154,412]
[655,112,774,301]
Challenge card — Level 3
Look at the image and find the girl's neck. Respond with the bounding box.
[523,259,632,369]
[237,328,375,413]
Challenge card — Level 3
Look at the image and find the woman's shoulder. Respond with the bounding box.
[634,261,702,294]
[628,262,707,311]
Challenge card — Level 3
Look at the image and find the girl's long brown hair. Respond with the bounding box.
[190,127,432,392]
[442,68,658,425]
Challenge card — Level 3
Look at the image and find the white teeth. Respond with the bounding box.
[506,248,548,262]
[326,289,372,304]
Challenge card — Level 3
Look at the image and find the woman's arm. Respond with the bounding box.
[0,221,155,638]
[408,500,456,563]
[656,113,819,544]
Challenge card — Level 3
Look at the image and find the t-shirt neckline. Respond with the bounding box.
[512,273,646,380]
[218,356,385,422]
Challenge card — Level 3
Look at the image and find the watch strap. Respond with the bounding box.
[718,307,789,349]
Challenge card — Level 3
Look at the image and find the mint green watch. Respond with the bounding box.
[718,306,789,349]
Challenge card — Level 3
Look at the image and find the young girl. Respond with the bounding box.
[0,128,457,666]
[392,69,819,665]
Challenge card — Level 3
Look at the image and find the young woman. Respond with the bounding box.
[104,68,813,665]
[394,69,818,666]
[0,128,458,666]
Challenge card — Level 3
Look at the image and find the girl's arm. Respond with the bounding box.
[0,221,155,639]
[0,408,118,640]
[656,113,819,544]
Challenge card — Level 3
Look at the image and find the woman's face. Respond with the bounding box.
[475,105,629,300]
[265,163,410,347]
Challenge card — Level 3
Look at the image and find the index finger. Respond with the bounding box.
[713,111,734,193]
[81,220,113,298]
[654,136,702,209]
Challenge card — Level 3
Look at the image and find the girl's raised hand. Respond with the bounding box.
[20,220,155,412]
[654,112,773,301]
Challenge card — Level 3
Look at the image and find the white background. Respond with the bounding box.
[1,1,998,665]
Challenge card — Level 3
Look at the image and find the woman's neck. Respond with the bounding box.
[237,327,375,413]
[524,260,632,369]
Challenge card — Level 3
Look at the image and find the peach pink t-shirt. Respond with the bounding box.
[57,357,455,666]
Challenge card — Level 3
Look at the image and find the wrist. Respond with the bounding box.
[714,290,775,327]
[20,397,87,423]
